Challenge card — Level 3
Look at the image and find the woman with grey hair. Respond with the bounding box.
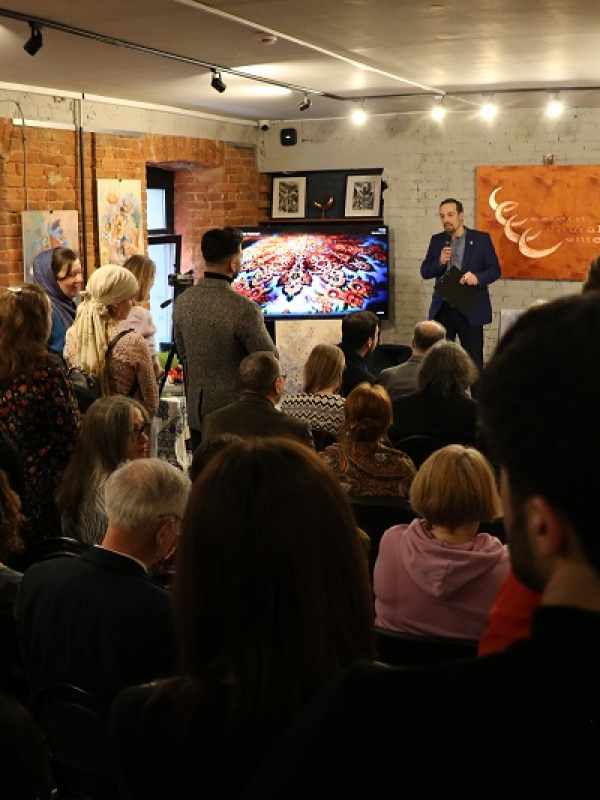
[64,264,159,417]
[389,340,479,452]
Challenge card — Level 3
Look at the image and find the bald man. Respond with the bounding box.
[378,320,446,401]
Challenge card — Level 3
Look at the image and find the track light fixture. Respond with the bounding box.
[210,69,227,94]
[480,99,498,120]
[299,93,312,112]
[23,21,43,56]
[546,93,563,118]
[431,98,446,121]
[351,102,367,125]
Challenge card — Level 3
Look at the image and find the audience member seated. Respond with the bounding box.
[320,383,415,498]
[109,438,375,800]
[0,285,80,554]
[582,254,600,294]
[16,458,189,704]
[378,320,446,401]
[390,339,479,448]
[201,351,314,448]
[32,246,83,358]
[0,693,53,800]
[120,255,163,380]
[338,310,380,397]
[267,292,600,798]
[478,568,542,655]
[374,445,509,640]
[280,343,345,442]
[56,396,151,545]
[189,433,242,482]
[64,264,159,418]
[0,469,24,615]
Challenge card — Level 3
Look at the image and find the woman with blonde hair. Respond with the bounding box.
[64,264,159,417]
[120,255,163,379]
[374,444,509,640]
[0,284,80,549]
[280,343,345,445]
[320,382,415,497]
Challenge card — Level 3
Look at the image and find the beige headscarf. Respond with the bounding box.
[70,265,138,393]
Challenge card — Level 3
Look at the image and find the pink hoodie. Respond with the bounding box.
[374,518,509,640]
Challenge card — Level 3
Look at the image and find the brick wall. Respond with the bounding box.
[0,118,260,283]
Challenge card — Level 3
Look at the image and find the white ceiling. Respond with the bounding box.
[1,0,600,123]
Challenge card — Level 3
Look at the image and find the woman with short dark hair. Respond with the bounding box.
[110,437,374,799]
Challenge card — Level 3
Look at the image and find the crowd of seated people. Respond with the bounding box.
[6,270,599,796]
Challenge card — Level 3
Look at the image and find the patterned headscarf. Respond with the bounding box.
[69,265,138,392]
[32,247,78,332]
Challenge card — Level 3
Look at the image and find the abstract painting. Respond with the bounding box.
[22,210,79,282]
[97,179,144,265]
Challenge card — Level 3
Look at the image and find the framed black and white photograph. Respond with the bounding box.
[344,175,382,217]
[272,176,307,218]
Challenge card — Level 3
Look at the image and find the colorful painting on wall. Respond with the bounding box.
[22,210,80,282]
[476,166,600,280]
[96,179,143,265]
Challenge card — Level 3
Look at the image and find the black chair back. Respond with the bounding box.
[30,682,117,800]
[391,434,449,469]
[375,626,478,667]
[350,496,416,579]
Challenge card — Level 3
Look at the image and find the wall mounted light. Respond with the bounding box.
[480,100,498,120]
[299,93,312,112]
[210,69,227,93]
[431,98,445,121]
[23,21,43,56]
[546,93,563,118]
[351,102,367,125]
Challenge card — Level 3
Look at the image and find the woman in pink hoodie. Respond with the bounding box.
[374,445,508,640]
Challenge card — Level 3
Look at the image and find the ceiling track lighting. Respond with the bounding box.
[210,69,227,94]
[351,102,367,125]
[299,93,312,112]
[546,93,563,118]
[431,98,446,121]
[480,99,498,120]
[23,21,43,56]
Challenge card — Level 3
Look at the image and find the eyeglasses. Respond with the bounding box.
[128,422,151,441]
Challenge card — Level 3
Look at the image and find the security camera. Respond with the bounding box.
[259,121,270,131]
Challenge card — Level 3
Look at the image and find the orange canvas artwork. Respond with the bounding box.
[476,166,600,280]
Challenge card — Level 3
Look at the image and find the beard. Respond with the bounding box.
[508,502,546,593]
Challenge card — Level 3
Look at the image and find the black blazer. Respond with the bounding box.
[16,547,177,703]
[390,388,478,447]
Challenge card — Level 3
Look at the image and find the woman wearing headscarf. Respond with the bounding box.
[32,246,84,356]
[64,265,159,418]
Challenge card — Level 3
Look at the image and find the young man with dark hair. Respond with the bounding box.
[174,227,277,451]
[338,310,380,397]
[421,197,501,371]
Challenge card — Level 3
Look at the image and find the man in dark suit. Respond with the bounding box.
[16,459,190,704]
[378,320,445,401]
[421,197,501,370]
[201,351,314,449]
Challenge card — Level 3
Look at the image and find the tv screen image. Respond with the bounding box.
[234,223,390,320]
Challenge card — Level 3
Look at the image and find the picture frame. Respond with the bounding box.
[344,174,382,217]
[271,176,307,219]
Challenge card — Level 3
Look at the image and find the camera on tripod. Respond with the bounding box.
[167,271,194,294]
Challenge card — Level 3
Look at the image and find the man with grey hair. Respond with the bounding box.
[378,320,446,401]
[16,458,190,704]
[201,351,314,449]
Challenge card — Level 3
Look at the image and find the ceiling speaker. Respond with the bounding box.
[280,128,297,146]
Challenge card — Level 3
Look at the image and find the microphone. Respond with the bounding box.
[445,233,453,248]
[160,298,173,309]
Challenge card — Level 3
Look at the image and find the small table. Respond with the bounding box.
[156,394,188,471]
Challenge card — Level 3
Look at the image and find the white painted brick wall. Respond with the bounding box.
[259,109,596,362]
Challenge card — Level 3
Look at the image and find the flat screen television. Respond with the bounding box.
[233,222,390,320]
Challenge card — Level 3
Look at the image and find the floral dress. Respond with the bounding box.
[0,360,80,547]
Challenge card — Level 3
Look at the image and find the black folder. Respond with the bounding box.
[437,266,483,315]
